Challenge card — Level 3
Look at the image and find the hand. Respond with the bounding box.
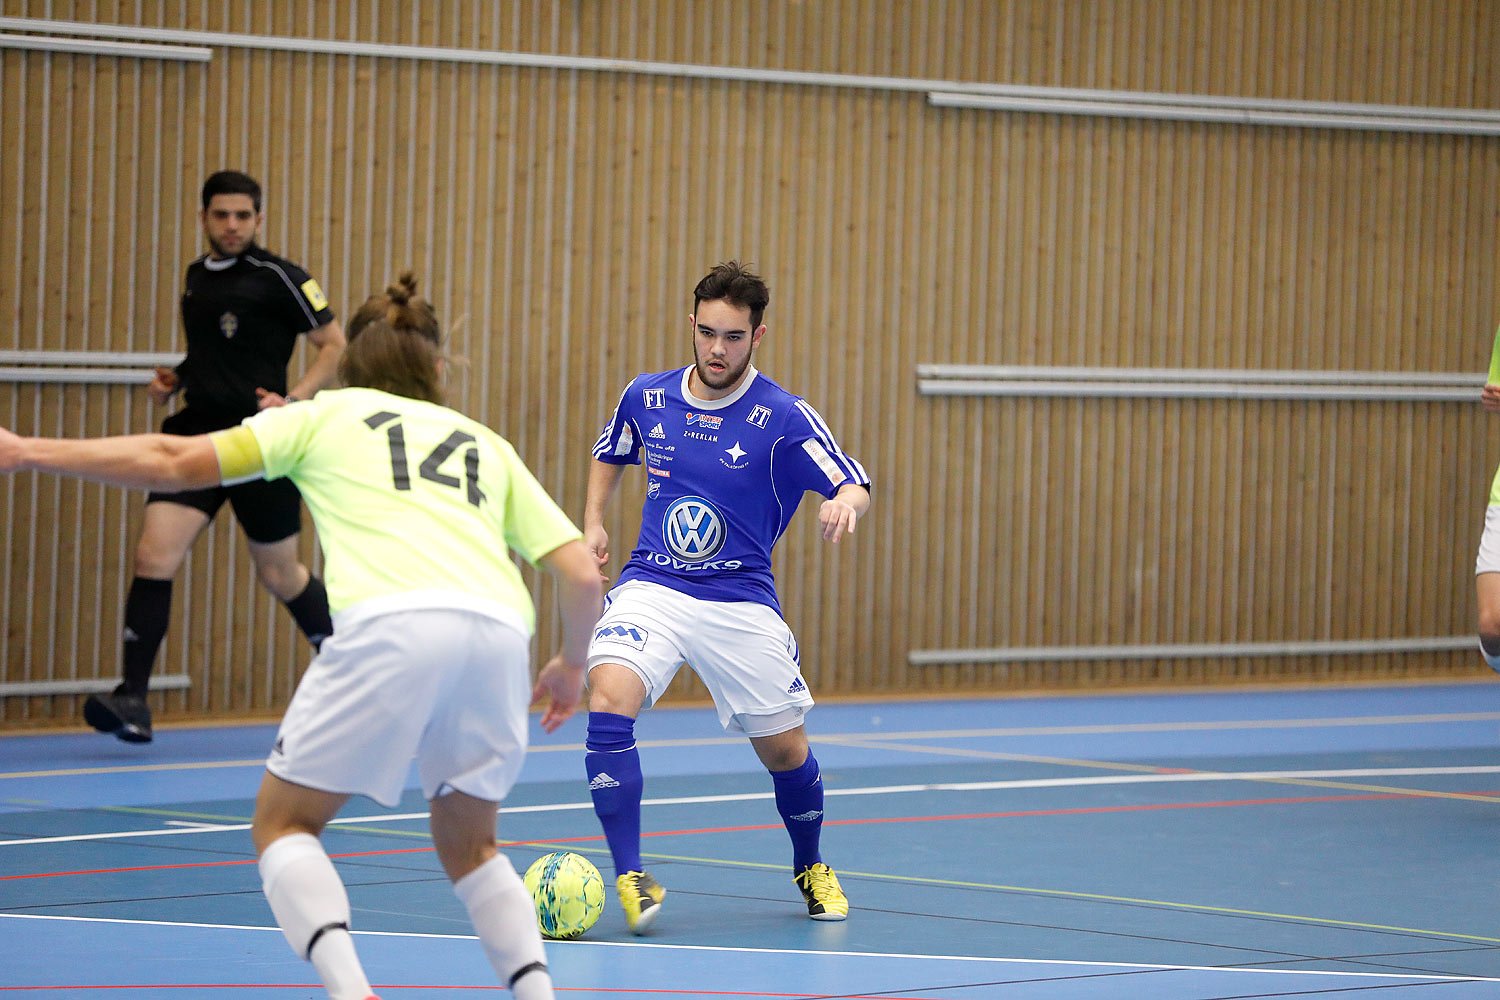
[255,388,291,410]
[146,367,179,406]
[0,426,27,474]
[530,654,587,733]
[1483,384,1500,413]
[584,524,611,579]
[818,496,859,543]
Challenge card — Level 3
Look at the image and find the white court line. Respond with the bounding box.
[5,710,1499,780]
[0,912,1494,982]
[2,765,1497,847]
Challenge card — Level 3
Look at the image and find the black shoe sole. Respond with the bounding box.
[82,694,121,734]
[83,695,153,743]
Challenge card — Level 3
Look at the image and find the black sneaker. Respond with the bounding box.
[83,688,153,743]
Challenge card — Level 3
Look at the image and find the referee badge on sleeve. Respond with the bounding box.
[300,278,329,312]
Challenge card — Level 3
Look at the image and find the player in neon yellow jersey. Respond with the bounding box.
[1477,321,1500,673]
[0,274,599,1000]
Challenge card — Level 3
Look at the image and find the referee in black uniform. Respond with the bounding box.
[84,170,345,743]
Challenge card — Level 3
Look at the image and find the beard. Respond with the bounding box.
[694,347,752,390]
[207,233,252,259]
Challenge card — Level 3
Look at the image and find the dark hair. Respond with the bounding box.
[201,170,262,212]
[339,273,445,404]
[693,260,770,331]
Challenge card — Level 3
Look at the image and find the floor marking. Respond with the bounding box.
[824,740,1500,803]
[628,851,1500,946]
[3,766,1497,847]
[0,912,1492,982]
[4,711,1498,780]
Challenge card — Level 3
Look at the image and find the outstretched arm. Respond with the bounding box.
[0,427,223,492]
[819,483,871,543]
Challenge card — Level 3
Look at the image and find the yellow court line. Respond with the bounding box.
[98,805,251,823]
[6,709,1499,780]
[1238,775,1500,804]
[0,759,268,780]
[634,850,1500,945]
[827,738,1500,804]
[820,738,1186,773]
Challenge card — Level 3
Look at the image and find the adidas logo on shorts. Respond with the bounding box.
[590,772,622,790]
[787,677,807,694]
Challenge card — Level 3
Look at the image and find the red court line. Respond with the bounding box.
[0,790,1473,883]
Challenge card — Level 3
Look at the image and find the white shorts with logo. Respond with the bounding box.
[587,579,814,736]
[269,596,532,808]
[1478,505,1500,575]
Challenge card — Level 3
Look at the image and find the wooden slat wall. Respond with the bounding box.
[3,0,1500,726]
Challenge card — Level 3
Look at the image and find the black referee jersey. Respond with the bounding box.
[175,243,336,417]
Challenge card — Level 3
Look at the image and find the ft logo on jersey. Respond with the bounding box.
[643,388,666,409]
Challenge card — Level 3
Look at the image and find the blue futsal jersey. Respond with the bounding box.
[592,366,870,613]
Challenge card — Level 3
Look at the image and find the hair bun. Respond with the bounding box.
[387,271,418,306]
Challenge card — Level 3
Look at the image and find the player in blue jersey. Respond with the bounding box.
[583,261,871,932]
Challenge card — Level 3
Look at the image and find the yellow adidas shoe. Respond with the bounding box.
[794,862,849,921]
[616,870,665,934]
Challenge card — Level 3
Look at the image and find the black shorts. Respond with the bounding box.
[146,408,304,544]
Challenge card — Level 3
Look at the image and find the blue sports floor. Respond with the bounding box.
[3,681,1500,998]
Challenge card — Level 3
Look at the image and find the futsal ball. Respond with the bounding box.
[522,851,605,940]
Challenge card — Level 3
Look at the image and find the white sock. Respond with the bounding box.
[454,853,552,999]
[259,832,373,1000]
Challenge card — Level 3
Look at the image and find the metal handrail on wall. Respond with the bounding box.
[911,364,1482,666]
[1,350,190,698]
[4,16,1498,137]
[0,351,184,385]
[916,363,1484,402]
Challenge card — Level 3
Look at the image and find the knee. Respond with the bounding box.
[586,665,646,717]
[764,746,807,772]
[1479,611,1500,653]
[256,559,306,600]
[251,815,323,856]
[133,538,180,579]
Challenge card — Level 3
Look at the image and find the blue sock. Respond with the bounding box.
[771,752,824,871]
[586,712,644,875]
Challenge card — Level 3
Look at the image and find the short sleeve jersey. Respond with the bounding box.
[592,366,869,613]
[242,386,582,629]
[178,244,336,416]
[1489,321,1500,506]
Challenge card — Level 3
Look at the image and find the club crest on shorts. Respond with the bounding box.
[662,495,726,561]
[595,622,649,650]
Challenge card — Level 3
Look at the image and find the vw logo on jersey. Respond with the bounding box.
[662,495,726,562]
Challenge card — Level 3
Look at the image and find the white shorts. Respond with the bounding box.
[587,580,814,736]
[268,603,532,808]
[1478,505,1500,575]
